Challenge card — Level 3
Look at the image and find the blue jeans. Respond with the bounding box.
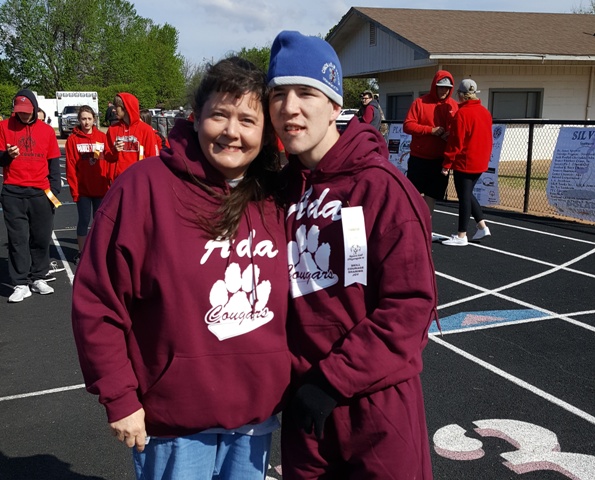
[132,431,272,480]
[76,196,103,237]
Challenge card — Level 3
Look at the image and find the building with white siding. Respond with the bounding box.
[327,8,595,121]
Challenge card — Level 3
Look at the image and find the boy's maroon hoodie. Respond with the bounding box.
[72,120,291,437]
[282,119,436,476]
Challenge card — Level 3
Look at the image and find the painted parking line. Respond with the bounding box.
[430,335,595,426]
[436,209,595,245]
[0,384,85,403]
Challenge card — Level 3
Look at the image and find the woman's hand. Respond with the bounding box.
[110,408,147,452]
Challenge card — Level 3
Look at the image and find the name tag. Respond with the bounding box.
[341,206,367,287]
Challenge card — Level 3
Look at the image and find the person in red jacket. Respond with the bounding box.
[441,79,493,246]
[104,92,159,183]
[268,31,436,480]
[72,57,290,480]
[65,105,110,264]
[404,70,458,241]
[0,89,61,302]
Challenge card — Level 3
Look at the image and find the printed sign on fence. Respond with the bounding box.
[474,124,506,206]
[387,123,411,175]
[546,127,595,222]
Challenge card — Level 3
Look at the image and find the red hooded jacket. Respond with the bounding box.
[443,99,493,173]
[403,70,459,159]
[104,92,159,182]
[0,89,61,194]
[65,126,110,201]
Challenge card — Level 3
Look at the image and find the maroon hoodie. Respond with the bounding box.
[403,70,458,159]
[282,119,436,476]
[72,120,291,437]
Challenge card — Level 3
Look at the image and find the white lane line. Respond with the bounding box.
[437,247,595,309]
[0,233,79,404]
[430,335,595,426]
[461,244,595,280]
[51,231,75,284]
[437,271,595,333]
[0,384,85,402]
[436,209,595,245]
[431,309,595,336]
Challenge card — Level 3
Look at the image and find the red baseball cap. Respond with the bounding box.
[13,96,34,114]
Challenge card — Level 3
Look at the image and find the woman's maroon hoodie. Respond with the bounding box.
[72,120,291,437]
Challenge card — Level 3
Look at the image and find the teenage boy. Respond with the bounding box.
[268,31,436,479]
[0,89,61,302]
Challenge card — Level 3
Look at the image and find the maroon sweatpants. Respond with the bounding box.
[281,377,433,479]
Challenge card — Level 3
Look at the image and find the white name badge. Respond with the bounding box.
[341,206,367,287]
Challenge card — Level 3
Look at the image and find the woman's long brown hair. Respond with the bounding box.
[188,57,281,240]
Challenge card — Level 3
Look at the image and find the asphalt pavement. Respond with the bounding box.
[1,146,594,479]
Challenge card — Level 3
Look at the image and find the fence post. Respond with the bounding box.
[523,122,535,213]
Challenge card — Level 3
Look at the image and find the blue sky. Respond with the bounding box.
[132,0,588,66]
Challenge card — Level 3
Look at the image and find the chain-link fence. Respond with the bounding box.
[383,119,595,225]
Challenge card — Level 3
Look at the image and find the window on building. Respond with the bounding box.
[386,93,413,121]
[369,23,377,46]
[490,89,543,119]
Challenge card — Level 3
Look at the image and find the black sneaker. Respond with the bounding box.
[74,253,81,266]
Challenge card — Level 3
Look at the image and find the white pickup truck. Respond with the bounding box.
[55,91,99,138]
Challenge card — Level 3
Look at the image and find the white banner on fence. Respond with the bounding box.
[546,127,595,222]
[387,123,411,175]
[474,124,506,206]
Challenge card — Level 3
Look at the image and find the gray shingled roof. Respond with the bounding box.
[346,8,595,57]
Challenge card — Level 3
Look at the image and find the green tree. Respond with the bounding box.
[0,0,185,107]
[573,1,595,13]
[343,78,377,109]
[0,83,18,118]
[234,46,271,73]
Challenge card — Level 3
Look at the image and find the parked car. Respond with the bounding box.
[336,108,358,132]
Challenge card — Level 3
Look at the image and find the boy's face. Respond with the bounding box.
[269,85,341,167]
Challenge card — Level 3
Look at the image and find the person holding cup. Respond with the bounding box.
[103,92,159,183]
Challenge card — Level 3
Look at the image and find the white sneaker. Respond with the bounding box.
[8,285,32,303]
[431,233,447,242]
[472,225,491,241]
[30,279,54,295]
[442,235,468,246]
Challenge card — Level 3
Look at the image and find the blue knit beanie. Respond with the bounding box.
[267,31,343,106]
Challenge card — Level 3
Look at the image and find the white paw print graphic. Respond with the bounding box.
[288,225,338,298]
[206,262,273,341]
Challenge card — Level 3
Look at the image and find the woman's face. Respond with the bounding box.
[79,111,94,133]
[196,91,265,180]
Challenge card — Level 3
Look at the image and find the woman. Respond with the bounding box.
[71,57,290,480]
[442,79,493,246]
[65,105,109,264]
